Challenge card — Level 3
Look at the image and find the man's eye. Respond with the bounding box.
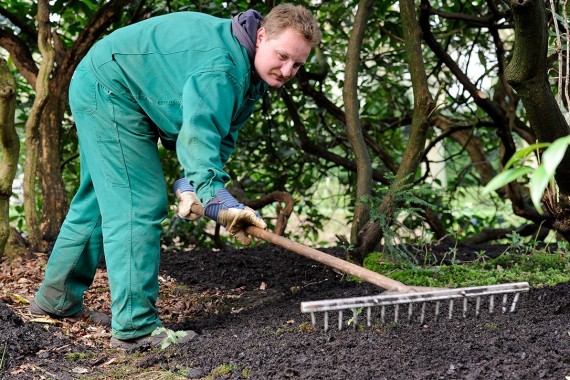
[278,53,287,60]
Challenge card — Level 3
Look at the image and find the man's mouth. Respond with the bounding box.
[272,72,287,82]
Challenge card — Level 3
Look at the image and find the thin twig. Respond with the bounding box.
[549,0,563,106]
[0,341,7,374]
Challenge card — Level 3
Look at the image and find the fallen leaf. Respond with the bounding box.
[72,367,89,374]
[102,358,117,367]
[28,317,60,325]
[7,293,29,304]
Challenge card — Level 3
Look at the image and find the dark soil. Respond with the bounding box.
[1,242,569,379]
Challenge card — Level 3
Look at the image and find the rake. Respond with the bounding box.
[301,282,529,331]
[250,227,529,331]
[176,191,530,331]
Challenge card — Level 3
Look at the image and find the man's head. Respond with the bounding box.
[254,4,321,88]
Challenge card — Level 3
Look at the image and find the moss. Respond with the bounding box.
[363,252,570,288]
[207,363,237,379]
[66,352,90,361]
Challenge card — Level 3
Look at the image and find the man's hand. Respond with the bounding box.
[204,189,266,245]
[172,178,202,221]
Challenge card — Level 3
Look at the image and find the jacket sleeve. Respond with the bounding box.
[176,70,244,204]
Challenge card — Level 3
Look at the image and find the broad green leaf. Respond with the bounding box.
[529,165,550,213]
[504,142,549,170]
[540,136,570,174]
[482,167,533,195]
[528,136,570,212]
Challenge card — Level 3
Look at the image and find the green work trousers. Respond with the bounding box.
[34,61,167,339]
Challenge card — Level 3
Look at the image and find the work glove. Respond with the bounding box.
[204,188,266,246]
[172,178,203,221]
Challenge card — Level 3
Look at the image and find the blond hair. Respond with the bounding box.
[261,3,321,46]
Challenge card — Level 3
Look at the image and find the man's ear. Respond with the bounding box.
[256,27,266,47]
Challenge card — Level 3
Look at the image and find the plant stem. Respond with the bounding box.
[0,341,8,373]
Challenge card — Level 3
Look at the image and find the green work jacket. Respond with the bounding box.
[85,12,267,203]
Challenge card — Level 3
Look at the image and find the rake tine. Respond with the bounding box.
[473,296,479,317]
[462,297,468,318]
[435,301,441,321]
[324,311,329,332]
[367,307,372,327]
[502,294,508,313]
[311,312,316,326]
[448,299,454,319]
[394,304,399,323]
[352,308,358,329]
[381,305,386,325]
[510,293,521,313]
[420,302,426,324]
[338,310,343,331]
[407,303,413,323]
[489,295,495,313]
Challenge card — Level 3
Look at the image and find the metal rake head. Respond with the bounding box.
[301,282,529,332]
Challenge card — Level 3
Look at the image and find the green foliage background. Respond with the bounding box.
[1,0,569,252]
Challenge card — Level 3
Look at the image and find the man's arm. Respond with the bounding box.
[176,70,243,203]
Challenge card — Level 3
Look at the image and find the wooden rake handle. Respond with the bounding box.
[191,204,411,292]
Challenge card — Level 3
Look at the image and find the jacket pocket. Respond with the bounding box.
[69,64,97,115]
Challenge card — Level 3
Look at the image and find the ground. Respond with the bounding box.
[0,241,569,379]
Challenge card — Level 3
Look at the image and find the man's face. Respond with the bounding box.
[254,27,312,88]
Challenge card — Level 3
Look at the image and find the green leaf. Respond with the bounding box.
[482,167,533,195]
[504,142,549,170]
[540,136,570,173]
[528,136,570,212]
[529,165,550,213]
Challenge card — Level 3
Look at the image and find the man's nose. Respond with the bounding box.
[281,62,294,78]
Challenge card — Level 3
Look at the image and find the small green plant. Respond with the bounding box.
[505,231,525,254]
[440,238,459,265]
[275,326,296,336]
[483,322,499,331]
[66,352,89,361]
[504,231,543,255]
[483,135,570,213]
[151,327,188,350]
[241,367,251,378]
[208,363,236,379]
[346,307,364,327]
[298,322,314,333]
[556,240,570,253]
[475,250,488,263]
[361,173,440,263]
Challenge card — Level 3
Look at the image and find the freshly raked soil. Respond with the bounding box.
[1,242,569,379]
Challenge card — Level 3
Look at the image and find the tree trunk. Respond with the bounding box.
[23,0,55,251]
[344,0,374,262]
[0,59,20,259]
[34,0,142,243]
[39,95,68,240]
[355,0,436,258]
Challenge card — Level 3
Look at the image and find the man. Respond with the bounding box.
[29,4,321,349]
